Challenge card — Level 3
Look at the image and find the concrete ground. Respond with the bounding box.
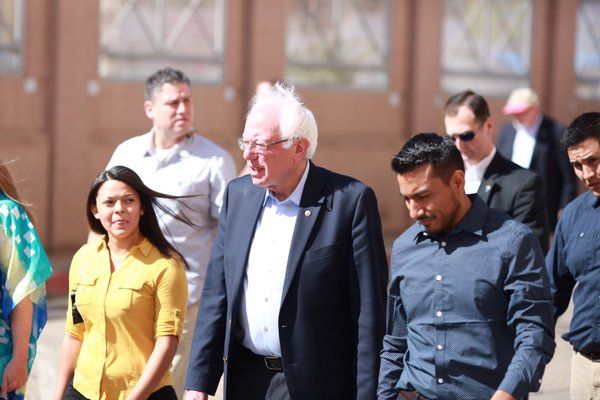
[26,297,572,399]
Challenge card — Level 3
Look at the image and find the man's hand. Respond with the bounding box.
[183,390,209,400]
[491,390,517,400]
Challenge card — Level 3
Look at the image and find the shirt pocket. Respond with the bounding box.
[565,230,600,275]
[75,275,99,307]
[113,278,147,310]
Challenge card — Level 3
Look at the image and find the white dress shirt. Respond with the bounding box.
[511,114,542,169]
[239,162,310,356]
[464,147,496,194]
[107,131,236,305]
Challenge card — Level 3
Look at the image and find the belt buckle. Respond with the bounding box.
[264,356,283,371]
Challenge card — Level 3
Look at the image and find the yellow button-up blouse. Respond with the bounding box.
[65,238,188,400]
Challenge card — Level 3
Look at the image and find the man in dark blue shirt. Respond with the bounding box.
[546,112,600,400]
[378,133,555,400]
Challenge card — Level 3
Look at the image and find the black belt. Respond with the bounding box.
[397,390,428,400]
[576,349,600,362]
[239,346,284,371]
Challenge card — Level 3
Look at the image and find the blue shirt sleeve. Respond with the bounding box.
[498,231,556,398]
[545,217,576,321]
[377,265,408,400]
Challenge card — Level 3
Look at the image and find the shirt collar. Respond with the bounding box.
[512,113,543,137]
[143,130,193,158]
[449,194,487,236]
[263,161,310,206]
[94,236,152,257]
[467,147,496,176]
[587,191,600,209]
[414,194,487,242]
[465,146,496,182]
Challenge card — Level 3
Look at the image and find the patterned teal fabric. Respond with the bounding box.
[0,194,52,399]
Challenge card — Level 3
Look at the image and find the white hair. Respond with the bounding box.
[247,82,318,159]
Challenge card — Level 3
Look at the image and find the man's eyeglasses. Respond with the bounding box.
[448,130,476,142]
[237,138,293,152]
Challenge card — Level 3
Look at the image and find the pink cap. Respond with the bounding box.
[503,88,540,115]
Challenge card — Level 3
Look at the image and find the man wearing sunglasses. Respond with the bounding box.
[443,90,550,252]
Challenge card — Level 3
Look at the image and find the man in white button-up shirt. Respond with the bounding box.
[105,67,236,398]
[497,87,577,230]
[184,83,388,400]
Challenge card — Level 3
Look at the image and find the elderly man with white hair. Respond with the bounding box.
[497,87,577,230]
[184,83,388,400]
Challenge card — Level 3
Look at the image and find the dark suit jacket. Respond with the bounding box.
[185,162,388,399]
[478,152,550,253]
[497,116,577,229]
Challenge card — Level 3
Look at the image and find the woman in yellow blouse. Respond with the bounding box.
[52,166,189,400]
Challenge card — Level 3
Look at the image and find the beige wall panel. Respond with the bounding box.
[50,1,101,250]
[301,91,402,140]
[1,140,50,244]
[549,1,577,122]
[0,79,45,132]
[24,0,51,77]
[314,144,411,237]
[530,0,551,100]
[0,1,51,243]
[247,1,286,88]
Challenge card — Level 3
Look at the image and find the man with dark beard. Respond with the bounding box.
[378,133,555,400]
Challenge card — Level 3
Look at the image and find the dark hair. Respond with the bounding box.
[87,166,194,269]
[391,132,464,182]
[145,67,191,101]
[561,112,600,149]
[444,90,490,124]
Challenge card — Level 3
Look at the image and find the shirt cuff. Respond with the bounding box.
[497,375,530,400]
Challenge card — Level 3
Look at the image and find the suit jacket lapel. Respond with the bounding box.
[503,126,517,160]
[281,162,326,304]
[531,118,549,169]
[477,178,496,204]
[478,152,501,204]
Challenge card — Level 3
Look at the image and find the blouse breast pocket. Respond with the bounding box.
[75,275,98,307]
[112,278,147,310]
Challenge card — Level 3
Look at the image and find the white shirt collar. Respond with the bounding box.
[143,130,193,158]
[512,113,543,138]
[464,147,496,194]
[469,147,496,176]
[264,161,310,206]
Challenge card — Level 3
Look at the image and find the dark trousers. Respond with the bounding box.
[63,382,177,400]
[227,346,291,400]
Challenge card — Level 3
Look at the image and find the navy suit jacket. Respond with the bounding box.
[185,162,388,399]
[497,116,577,229]
[478,152,550,253]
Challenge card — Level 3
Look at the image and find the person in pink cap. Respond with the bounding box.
[497,88,577,230]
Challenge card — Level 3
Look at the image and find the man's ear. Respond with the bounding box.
[144,100,154,120]
[293,138,310,162]
[451,169,466,193]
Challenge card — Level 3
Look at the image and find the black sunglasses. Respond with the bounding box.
[449,130,476,142]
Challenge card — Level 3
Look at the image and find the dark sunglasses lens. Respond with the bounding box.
[459,131,475,141]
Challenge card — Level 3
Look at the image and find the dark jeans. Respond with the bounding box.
[63,382,177,400]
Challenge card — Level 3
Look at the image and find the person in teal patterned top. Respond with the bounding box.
[0,161,52,400]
